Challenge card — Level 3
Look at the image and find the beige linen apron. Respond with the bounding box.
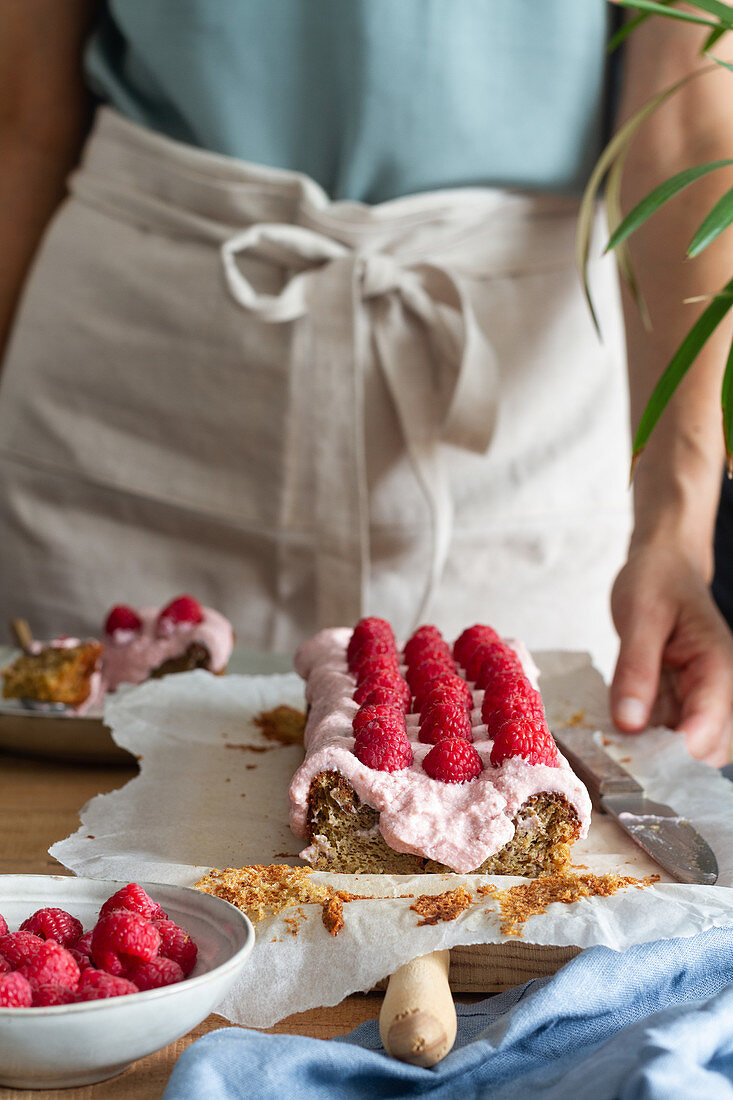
[0,109,630,673]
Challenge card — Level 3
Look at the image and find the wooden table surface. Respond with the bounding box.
[0,749,394,1100]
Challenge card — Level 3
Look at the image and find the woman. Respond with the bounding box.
[1,0,732,761]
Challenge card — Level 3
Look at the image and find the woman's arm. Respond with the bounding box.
[610,13,733,763]
[0,0,97,361]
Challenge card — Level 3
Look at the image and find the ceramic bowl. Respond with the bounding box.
[0,875,254,1089]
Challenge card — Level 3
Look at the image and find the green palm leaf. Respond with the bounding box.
[605,149,650,326]
[605,160,733,254]
[607,1,675,52]
[688,186,733,256]
[703,24,729,49]
[676,0,733,21]
[708,55,733,73]
[722,334,733,476]
[616,0,724,29]
[577,67,711,335]
[633,277,733,464]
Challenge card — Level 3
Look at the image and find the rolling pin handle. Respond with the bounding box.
[379,949,457,1068]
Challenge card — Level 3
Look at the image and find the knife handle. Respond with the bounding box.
[554,727,643,800]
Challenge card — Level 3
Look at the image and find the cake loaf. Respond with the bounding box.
[289,619,591,876]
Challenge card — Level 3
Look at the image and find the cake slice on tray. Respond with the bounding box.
[2,637,104,714]
[289,618,591,876]
[101,595,234,690]
[2,594,234,712]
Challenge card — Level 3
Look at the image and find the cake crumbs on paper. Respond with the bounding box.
[476,884,498,898]
[195,864,372,937]
[283,907,306,936]
[254,705,306,746]
[410,887,473,927]
[224,743,274,754]
[495,871,660,937]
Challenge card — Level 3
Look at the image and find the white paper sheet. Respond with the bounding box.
[50,652,733,1028]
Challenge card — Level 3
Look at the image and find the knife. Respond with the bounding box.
[554,727,718,886]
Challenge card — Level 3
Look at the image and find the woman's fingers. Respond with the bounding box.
[610,549,733,762]
[610,567,675,733]
[675,652,733,765]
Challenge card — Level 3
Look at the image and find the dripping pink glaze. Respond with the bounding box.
[289,627,592,875]
[101,605,234,690]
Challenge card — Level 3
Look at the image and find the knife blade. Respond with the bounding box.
[554,727,718,886]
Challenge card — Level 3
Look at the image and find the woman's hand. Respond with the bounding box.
[611,537,733,766]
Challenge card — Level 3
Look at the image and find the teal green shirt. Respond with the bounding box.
[85,0,614,204]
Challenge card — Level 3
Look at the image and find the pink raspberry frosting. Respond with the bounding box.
[289,627,591,874]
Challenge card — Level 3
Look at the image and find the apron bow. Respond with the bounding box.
[221,221,500,630]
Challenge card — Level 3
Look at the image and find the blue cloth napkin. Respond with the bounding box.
[164,926,733,1099]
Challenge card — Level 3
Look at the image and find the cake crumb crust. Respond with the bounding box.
[496,870,660,936]
[410,887,473,926]
[197,863,659,942]
[195,864,369,937]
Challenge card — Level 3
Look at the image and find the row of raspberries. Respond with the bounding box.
[454,624,558,769]
[104,594,204,638]
[346,618,558,781]
[406,625,483,783]
[0,883,197,1008]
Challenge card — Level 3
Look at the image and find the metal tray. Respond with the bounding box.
[0,646,291,765]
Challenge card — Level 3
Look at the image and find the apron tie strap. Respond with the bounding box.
[221,222,500,630]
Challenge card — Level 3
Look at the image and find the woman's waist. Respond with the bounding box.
[70,108,583,275]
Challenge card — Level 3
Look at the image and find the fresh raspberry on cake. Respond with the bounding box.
[156,594,204,634]
[153,920,198,976]
[481,669,535,717]
[346,617,395,664]
[104,604,143,636]
[17,941,80,992]
[0,931,44,969]
[422,738,483,783]
[354,719,413,771]
[482,686,544,731]
[360,685,410,711]
[0,915,7,937]
[490,714,559,768]
[0,956,10,974]
[464,643,506,683]
[417,683,472,718]
[453,624,500,667]
[406,656,457,694]
[0,972,33,1007]
[414,673,473,715]
[99,883,168,923]
[128,956,184,990]
[405,641,454,673]
[353,671,411,711]
[353,703,406,737]
[352,650,400,684]
[20,908,83,948]
[403,626,450,665]
[473,644,523,689]
[76,969,139,1001]
[418,702,474,745]
[91,911,161,976]
[348,633,398,669]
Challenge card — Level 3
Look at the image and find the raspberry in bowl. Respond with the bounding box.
[0,875,253,1089]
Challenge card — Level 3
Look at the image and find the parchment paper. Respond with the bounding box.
[50,652,733,1028]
